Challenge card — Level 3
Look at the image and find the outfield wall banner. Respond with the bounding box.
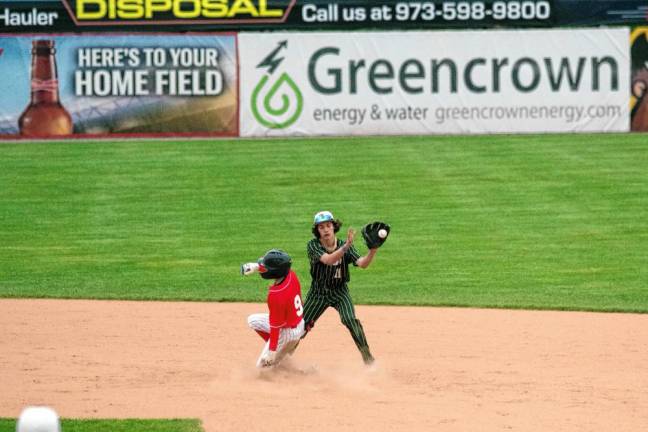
[239,28,629,136]
[630,27,648,132]
[0,0,553,32]
[0,34,238,138]
[1,0,647,32]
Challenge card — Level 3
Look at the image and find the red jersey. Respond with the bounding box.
[267,270,303,351]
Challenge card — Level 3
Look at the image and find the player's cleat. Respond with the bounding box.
[300,320,315,339]
[360,347,374,365]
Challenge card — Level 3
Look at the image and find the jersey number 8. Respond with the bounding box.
[294,295,304,317]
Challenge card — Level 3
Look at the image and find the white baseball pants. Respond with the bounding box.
[248,313,305,368]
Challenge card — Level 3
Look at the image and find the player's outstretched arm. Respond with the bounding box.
[356,248,377,269]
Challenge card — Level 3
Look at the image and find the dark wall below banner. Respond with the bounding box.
[0,0,646,33]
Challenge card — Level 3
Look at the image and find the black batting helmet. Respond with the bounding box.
[258,249,292,280]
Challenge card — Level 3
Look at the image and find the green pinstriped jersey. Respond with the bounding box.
[307,238,361,289]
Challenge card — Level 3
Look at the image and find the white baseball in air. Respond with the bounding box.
[378,229,388,239]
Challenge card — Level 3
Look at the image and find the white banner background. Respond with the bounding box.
[240,28,629,136]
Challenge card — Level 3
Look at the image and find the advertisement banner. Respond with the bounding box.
[0,0,646,33]
[239,28,629,136]
[631,27,648,131]
[555,0,648,27]
[0,0,296,32]
[0,33,238,138]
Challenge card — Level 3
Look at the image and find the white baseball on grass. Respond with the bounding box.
[378,229,388,238]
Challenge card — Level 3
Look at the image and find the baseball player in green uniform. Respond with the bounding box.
[302,210,389,365]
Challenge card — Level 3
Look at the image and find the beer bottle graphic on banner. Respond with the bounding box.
[19,40,73,136]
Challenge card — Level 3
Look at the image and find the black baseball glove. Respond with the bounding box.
[361,221,391,249]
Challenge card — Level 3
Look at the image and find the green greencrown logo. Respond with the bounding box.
[251,41,303,129]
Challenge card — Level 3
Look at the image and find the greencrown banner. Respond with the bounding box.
[239,28,629,137]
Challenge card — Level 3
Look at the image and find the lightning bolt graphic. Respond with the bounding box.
[256,40,288,74]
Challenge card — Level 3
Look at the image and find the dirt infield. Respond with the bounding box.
[1,299,647,431]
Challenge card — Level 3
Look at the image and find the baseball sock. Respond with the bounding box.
[255,330,270,341]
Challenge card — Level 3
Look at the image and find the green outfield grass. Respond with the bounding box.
[0,134,646,312]
[0,418,202,432]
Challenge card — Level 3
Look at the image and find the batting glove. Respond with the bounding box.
[241,262,260,276]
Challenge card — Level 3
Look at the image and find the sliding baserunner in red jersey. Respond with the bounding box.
[241,249,305,368]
